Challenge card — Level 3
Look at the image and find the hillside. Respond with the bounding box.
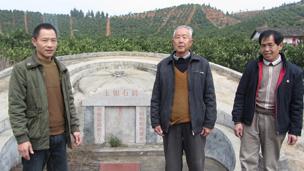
[0,1,304,38]
[202,7,240,28]
[232,10,262,21]
[220,1,304,36]
[110,4,219,37]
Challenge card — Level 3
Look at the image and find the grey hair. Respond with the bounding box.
[173,25,193,38]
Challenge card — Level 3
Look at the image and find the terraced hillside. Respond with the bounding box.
[0,1,303,38]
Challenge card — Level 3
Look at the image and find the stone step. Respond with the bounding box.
[70,145,164,158]
[99,162,140,171]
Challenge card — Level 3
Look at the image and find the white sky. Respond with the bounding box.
[0,0,301,16]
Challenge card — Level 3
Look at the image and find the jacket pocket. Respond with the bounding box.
[191,70,205,100]
[192,70,206,85]
[26,110,41,139]
[192,70,205,77]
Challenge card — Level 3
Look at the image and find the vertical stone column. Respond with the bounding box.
[135,106,146,144]
[94,106,105,144]
[83,106,94,144]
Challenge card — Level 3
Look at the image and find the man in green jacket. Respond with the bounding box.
[8,23,81,171]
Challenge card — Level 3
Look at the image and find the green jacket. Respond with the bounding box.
[8,53,79,150]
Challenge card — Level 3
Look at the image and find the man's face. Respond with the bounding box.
[172,28,193,57]
[260,35,283,62]
[32,29,57,61]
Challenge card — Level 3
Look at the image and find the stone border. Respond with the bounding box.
[0,51,243,80]
[57,51,168,61]
[206,128,236,171]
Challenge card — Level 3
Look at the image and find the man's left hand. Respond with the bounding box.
[200,127,212,137]
[287,134,298,145]
[73,132,82,146]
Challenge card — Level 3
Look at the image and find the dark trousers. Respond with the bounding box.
[163,123,206,171]
[22,134,68,171]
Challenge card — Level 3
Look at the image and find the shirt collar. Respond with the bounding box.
[173,51,191,61]
[263,54,282,66]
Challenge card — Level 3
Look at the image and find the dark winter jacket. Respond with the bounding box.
[232,53,303,135]
[9,53,80,150]
[150,52,217,134]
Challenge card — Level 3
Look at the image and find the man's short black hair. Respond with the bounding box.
[32,23,57,39]
[258,29,283,45]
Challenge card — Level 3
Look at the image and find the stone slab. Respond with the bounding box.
[83,95,151,106]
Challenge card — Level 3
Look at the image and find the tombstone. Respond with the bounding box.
[83,88,160,145]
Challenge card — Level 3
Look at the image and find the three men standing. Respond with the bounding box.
[7,22,303,171]
[232,30,303,171]
[150,25,217,171]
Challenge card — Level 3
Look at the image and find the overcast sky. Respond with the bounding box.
[0,0,301,16]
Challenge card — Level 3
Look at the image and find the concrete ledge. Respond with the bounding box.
[210,62,241,81]
[0,51,242,81]
[57,51,168,61]
[0,130,19,171]
[0,118,11,134]
[0,67,13,79]
[99,162,140,171]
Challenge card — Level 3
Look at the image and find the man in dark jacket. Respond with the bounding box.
[8,23,81,171]
[232,30,303,171]
[150,25,217,171]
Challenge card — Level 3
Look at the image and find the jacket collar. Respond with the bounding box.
[167,50,200,64]
[26,52,67,72]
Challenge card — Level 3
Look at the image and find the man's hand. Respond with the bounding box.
[73,132,81,146]
[18,141,34,160]
[287,134,298,145]
[234,123,244,138]
[154,125,164,136]
[201,127,212,137]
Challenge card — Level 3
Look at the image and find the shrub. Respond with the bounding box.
[108,135,122,147]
